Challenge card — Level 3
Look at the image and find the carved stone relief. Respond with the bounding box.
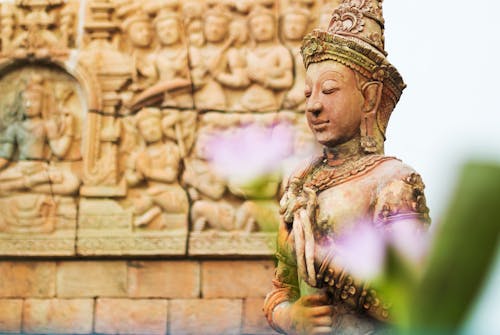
[183,112,282,255]
[0,0,322,256]
[0,66,83,255]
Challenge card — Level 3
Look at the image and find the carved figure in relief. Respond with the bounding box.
[183,115,234,231]
[264,1,430,334]
[125,108,188,228]
[152,8,192,108]
[183,114,260,233]
[215,18,252,110]
[281,6,311,111]
[183,2,205,48]
[0,75,80,196]
[120,10,156,93]
[241,7,293,112]
[190,6,232,111]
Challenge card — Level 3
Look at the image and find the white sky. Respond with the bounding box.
[383,2,500,333]
[383,0,500,219]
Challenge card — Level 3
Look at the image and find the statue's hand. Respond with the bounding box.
[288,295,333,335]
[248,69,266,85]
[45,118,60,139]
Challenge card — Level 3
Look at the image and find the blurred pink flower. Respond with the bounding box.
[388,221,431,266]
[334,222,387,281]
[333,220,432,281]
[204,123,294,183]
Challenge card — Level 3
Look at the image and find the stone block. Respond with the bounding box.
[128,261,200,298]
[242,298,279,335]
[202,261,274,298]
[23,299,93,334]
[169,299,242,335]
[57,261,127,297]
[95,298,168,335]
[0,299,23,333]
[0,262,56,298]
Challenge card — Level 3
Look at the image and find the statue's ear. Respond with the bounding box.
[362,82,383,114]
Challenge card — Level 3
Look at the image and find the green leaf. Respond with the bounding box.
[409,162,500,333]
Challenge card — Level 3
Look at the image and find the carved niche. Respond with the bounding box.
[0,0,325,257]
[0,65,83,255]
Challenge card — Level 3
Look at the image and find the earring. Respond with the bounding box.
[360,113,378,154]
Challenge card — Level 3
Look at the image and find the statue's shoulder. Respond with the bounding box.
[371,157,431,225]
[372,156,421,182]
[282,155,323,187]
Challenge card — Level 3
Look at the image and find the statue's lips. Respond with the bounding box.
[311,120,330,131]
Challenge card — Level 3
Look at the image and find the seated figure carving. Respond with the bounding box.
[0,75,80,195]
[153,8,192,108]
[240,7,293,112]
[190,6,233,111]
[281,6,311,111]
[125,108,188,228]
[0,75,80,233]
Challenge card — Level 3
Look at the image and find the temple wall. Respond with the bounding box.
[0,0,328,333]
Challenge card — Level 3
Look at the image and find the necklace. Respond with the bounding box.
[305,155,398,193]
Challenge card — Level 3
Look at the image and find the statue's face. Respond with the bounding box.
[188,20,204,47]
[23,90,43,118]
[250,14,275,42]
[157,19,180,46]
[129,21,152,47]
[138,117,162,143]
[204,16,228,43]
[282,13,308,41]
[305,61,365,147]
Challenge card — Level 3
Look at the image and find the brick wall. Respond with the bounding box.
[0,260,278,335]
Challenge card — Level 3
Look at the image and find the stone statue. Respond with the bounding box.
[264,1,431,334]
[241,7,293,112]
[0,75,80,196]
[125,108,188,228]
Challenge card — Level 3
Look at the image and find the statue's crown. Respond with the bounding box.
[327,0,385,53]
[301,0,405,135]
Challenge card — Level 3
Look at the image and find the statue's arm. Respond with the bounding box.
[216,50,250,88]
[264,219,300,334]
[47,114,74,159]
[0,126,16,169]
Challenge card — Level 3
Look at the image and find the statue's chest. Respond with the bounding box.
[313,180,374,238]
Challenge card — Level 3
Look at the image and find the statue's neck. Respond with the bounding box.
[255,40,274,48]
[323,136,372,167]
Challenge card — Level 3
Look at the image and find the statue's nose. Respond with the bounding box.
[306,101,323,116]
